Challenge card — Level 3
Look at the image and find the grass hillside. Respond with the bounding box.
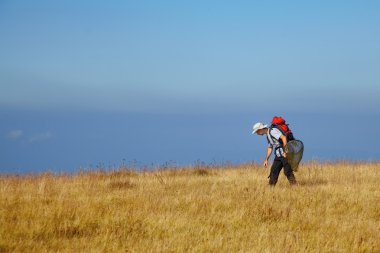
[1,162,379,252]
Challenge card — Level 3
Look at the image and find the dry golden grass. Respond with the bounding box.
[1,162,379,252]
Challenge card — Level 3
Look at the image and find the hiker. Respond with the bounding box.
[252,119,297,185]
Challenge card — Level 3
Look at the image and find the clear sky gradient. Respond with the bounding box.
[1,1,379,172]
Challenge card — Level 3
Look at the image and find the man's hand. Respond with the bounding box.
[283,152,287,158]
[264,147,272,168]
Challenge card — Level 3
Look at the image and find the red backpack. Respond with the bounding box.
[271,116,294,141]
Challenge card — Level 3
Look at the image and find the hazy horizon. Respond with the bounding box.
[1,1,379,173]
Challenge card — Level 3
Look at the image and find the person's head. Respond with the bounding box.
[252,122,268,136]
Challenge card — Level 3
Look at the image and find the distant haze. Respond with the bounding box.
[1,1,379,173]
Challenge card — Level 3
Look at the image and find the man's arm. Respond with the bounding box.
[280,134,287,157]
[264,146,272,167]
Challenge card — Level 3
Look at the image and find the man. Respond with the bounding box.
[252,122,297,185]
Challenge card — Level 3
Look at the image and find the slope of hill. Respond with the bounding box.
[1,162,379,252]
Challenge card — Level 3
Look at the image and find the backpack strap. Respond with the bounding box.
[271,124,295,140]
[267,128,275,146]
[271,124,286,135]
[268,125,285,148]
[267,127,285,157]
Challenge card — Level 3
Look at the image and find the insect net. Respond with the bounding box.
[286,140,304,171]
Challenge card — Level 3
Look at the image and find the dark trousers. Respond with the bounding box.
[269,156,297,185]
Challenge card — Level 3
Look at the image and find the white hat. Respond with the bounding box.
[252,122,268,134]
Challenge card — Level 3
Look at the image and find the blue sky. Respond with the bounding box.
[1,1,380,173]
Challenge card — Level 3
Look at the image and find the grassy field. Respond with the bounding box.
[0,162,379,252]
